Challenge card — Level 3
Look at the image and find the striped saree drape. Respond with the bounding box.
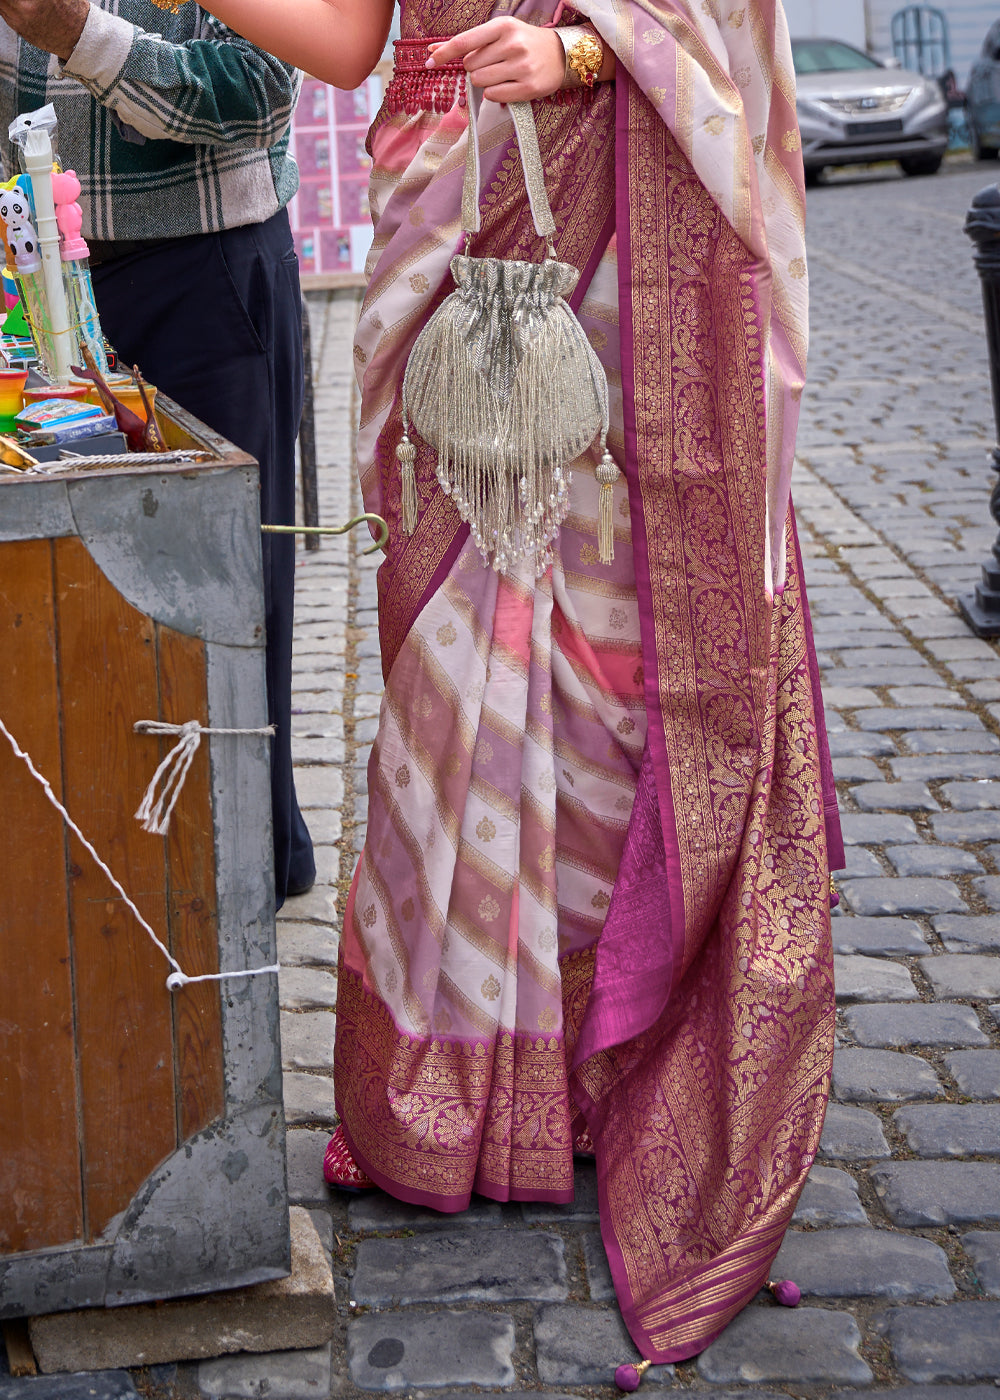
[333,0,843,1363]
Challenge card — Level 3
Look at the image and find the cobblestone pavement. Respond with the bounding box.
[6,159,1000,1400]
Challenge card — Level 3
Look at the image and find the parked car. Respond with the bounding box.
[792,37,949,181]
[966,19,1000,161]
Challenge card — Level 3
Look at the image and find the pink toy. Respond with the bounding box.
[52,169,89,261]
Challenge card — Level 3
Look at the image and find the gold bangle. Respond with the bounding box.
[556,26,604,89]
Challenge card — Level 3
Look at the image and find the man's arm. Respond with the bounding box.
[0,2,302,149]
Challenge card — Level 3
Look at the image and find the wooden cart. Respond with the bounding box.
[0,401,289,1316]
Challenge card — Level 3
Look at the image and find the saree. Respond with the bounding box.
[333,0,845,1364]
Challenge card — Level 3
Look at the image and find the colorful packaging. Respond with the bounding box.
[15,396,103,429]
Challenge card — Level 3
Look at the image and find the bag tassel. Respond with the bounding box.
[397,427,418,536]
[596,447,620,565]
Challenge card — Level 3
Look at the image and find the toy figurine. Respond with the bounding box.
[0,186,39,270]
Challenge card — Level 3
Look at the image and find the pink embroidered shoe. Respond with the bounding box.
[323,1125,375,1192]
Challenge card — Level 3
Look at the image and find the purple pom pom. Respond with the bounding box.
[830,889,841,909]
[771,1279,802,1307]
[615,1365,642,1392]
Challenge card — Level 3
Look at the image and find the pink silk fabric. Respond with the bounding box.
[335,0,841,1366]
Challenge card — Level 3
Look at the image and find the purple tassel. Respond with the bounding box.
[615,1361,651,1391]
[769,1279,802,1307]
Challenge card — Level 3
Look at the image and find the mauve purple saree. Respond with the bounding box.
[334,0,843,1367]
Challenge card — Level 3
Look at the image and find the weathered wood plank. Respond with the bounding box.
[54,537,176,1241]
[157,624,225,1143]
[0,539,83,1253]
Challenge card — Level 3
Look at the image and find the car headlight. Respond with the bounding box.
[911,80,946,115]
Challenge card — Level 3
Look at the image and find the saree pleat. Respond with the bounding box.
[336,0,839,1364]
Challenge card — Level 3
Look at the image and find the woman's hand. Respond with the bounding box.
[427,17,565,103]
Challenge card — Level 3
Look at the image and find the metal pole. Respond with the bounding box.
[299,300,320,552]
[959,183,1000,637]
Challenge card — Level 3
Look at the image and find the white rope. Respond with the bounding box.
[134,719,275,836]
[0,711,279,993]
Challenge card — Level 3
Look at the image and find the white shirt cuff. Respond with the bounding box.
[59,4,137,88]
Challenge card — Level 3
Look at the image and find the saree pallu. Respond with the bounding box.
[334,0,844,1364]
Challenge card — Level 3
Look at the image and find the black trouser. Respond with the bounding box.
[93,209,315,906]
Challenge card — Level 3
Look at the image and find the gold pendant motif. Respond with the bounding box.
[149,0,187,11]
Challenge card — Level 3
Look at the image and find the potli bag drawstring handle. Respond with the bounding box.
[397,88,620,567]
[398,90,557,536]
[460,87,557,257]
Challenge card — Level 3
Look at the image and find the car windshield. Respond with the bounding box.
[792,40,882,75]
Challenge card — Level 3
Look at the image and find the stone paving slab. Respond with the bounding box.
[582,1232,615,1302]
[347,1310,516,1391]
[773,1227,955,1300]
[934,915,1000,952]
[278,967,338,1011]
[871,1161,1000,1225]
[696,1306,872,1385]
[961,1232,1000,1296]
[833,955,919,1000]
[840,878,967,917]
[843,1002,991,1048]
[921,956,1000,1000]
[280,1010,337,1071]
[944,1050,1000,1098]
[533,1306,674,1388]
[346,1194,503,1233]
[285,1128,332,1207]
[281,1070,337,1124]
[0,1377,141,1400]
[830,916,928,957]
[905,730,1000,754]
[351,1230,567,1305]
[893,1104,1000,1156]
[832,1048,944,1102]
[275,922,339,967]
[972,875,1000,910]
[851,781,939,811]
[197,1344,332,1399]
[855,707,985,731]
[839,813,919,844]
[791,1165,867,1226]
[818,1103,892,1160]
[877,1302,1000,1382]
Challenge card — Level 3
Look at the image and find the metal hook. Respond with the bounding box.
[261,513,389,555]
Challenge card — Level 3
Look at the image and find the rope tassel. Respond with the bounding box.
[0,710,278,992]
[596,448,620,565]
[134,719,275,836]
[397,430,418,536]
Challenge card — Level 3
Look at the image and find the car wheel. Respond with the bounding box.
[900,153,944,176]
[804,166,822,187]
[970,122,999,161]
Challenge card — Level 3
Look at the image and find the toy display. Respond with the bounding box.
[0,105,168,470]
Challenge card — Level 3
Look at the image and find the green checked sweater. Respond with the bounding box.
[0,3,301,241]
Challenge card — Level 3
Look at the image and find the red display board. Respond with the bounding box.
[288,76,384,288]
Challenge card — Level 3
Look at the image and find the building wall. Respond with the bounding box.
[783,0,866,47]
[288,17,400,287]
[865,1,995,82]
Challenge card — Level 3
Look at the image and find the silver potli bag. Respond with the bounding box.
[397,87,620,577]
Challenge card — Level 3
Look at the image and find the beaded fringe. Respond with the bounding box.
[400,254,618,576]
[382,36,598,118]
